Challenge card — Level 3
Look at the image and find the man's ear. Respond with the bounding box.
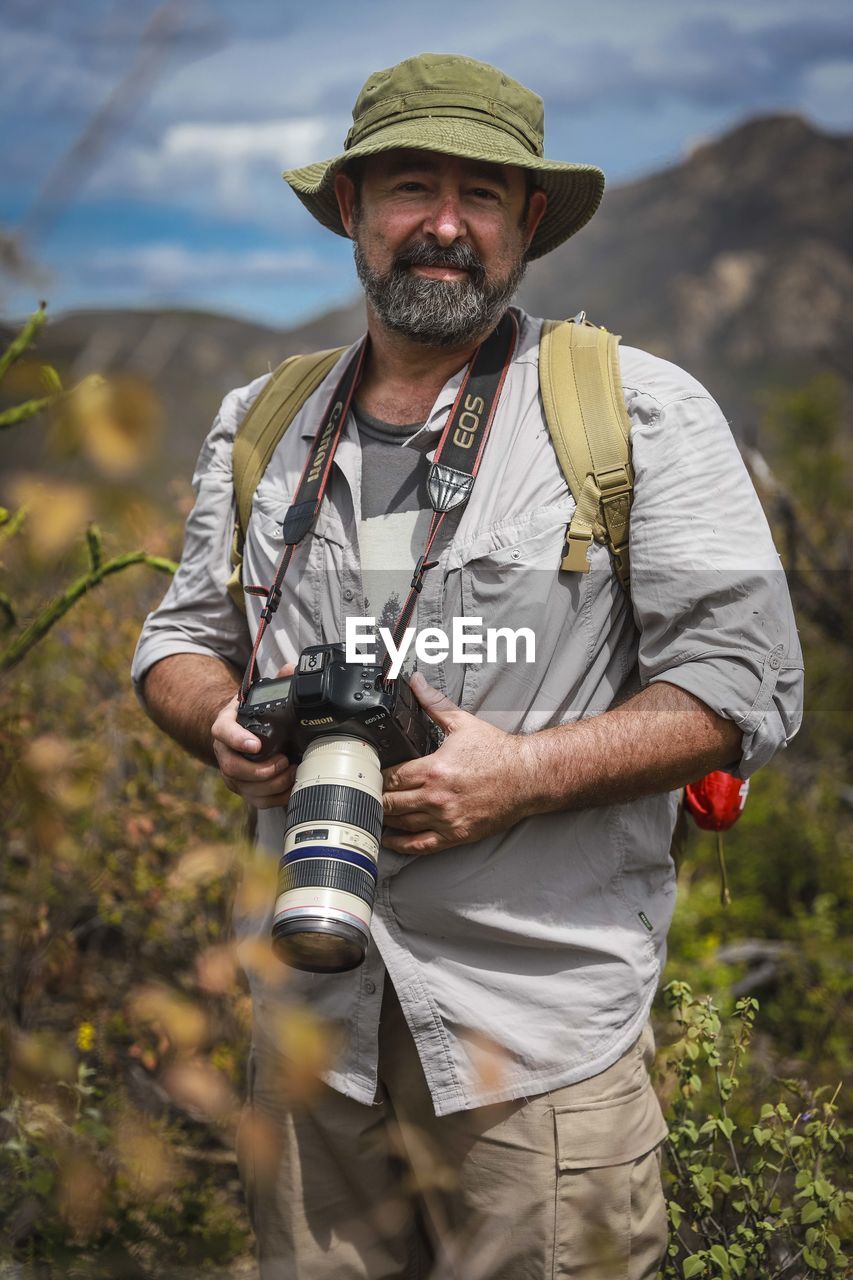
[334,171,357,238]
[524,188,548,250]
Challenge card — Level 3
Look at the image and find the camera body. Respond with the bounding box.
[237,642,441,766]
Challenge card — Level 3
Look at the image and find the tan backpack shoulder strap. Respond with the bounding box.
[232,345,346,535]
[539,315,633,592]
[226,345,345,611]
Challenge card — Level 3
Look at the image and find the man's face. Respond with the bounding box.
[335,150,547,348]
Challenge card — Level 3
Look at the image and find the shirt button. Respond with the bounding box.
[364,979,376,994]
[344,588,354,601]
[510,548,521,560]
[769,652,782,670]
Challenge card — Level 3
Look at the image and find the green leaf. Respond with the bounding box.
[710,1244,730,1267]
[683,1258,706,1278]
[39,364,63,394]
[800,1201,824,1224]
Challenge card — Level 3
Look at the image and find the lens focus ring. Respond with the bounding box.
[278,855,377,907]
[285,784,383,843]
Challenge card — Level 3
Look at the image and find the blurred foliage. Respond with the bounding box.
[665,374,852,1106]
[0,571,255,1274]
[659,982,851,1278]
[0,308,175,675]
[0,307,850,1275]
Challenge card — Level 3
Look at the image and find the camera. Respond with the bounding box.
[237,643,441,974]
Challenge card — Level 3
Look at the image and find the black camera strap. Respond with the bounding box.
[240,339,368,700]
[240,309,518,702]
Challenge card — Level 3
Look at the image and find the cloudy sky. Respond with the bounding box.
[2,0,851,327]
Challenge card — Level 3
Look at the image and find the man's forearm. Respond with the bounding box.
[382,675,745,856]
[141,654,240,765]
[518,680,743,817]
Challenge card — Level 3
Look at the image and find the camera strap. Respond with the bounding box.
[382,309,518,676]
[240,309,518,702]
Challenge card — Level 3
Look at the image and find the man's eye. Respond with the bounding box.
[471,188,499,201]
[397,181,427,193]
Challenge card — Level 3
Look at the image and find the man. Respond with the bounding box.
[133,53,803,1280]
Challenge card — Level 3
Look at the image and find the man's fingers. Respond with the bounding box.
[409,671,468,733]
[382,758,429,793]
[212,693,266,756]
[382,786,432,817]
[383,811,434,832]
[214,740,290,783]
[223,765,297,807]
[382,829,447,855]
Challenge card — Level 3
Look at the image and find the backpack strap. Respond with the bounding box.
[539,315,634,592]
[227,345,346,609]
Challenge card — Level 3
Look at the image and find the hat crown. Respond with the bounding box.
[348,53,545,156]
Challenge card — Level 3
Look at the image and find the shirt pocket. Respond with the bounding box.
[246,486,349,654]
[441,501,586,720]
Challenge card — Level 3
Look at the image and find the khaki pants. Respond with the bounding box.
[238,981,668,1279]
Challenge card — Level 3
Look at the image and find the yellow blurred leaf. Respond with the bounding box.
[268,1005,338,1102]
[196,943,238,994]
[128,984,208,1052]
[233,851,277,916]
[113,1115,178,1201]
[24,733,74,777]
[58,1152,108,1241]
[461,1029,512,1095]
[234,936,290,990]
[236,1106,281,1195]
[11,1031,76,1090]
[160,1058,237,1122]
[9,476,92,561]
[54,373,161,479]
[169,842,235,890]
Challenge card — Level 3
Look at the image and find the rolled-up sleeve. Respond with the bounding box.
[628,383,804,776]
[131,373,271,700]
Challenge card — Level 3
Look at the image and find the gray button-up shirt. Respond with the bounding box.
[132,309,803,1116]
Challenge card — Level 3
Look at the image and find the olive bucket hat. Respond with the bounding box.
[282,52,605,261]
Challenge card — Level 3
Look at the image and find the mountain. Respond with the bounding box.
[520,113,853,438]
[3,113,850,487]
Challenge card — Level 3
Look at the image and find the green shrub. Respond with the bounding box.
[660,981,851,1278]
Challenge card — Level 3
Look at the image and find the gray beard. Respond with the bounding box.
[352,234,527,348]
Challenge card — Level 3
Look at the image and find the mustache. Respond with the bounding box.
[393,240,486,285]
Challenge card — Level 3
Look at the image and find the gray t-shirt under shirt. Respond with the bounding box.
[353,403,432,651]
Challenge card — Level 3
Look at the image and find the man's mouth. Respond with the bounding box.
[410,265,469,281]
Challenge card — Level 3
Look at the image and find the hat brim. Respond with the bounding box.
[282,117,604,261]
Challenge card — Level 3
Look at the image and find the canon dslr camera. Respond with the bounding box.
[237,643,440,974]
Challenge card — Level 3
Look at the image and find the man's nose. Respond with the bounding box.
[422,193,467,246]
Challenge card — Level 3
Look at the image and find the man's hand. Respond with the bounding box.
[212,664,297,809]
[381,672,744,856]
[381,673,536,855]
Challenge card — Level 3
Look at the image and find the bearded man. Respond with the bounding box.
[133,52,802,1280]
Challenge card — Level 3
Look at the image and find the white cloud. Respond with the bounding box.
[160,118,329,167]
[90,114,340,220]
[800,59,853,128]
[82,241,330,289]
